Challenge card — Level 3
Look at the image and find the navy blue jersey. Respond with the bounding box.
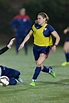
[11,15,32,36]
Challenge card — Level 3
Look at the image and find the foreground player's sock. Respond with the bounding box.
[32,66,41,80]
[42,66,49,73]
[30,67,41,86]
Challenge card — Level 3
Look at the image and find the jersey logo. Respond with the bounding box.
[44,28,47,31]
[23,19,27,22]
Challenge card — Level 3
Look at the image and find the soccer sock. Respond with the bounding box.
[32,66,41,81]
[42,66,49,73]
[65,52,69,62]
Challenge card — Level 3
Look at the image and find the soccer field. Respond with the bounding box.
[0,46,69,103]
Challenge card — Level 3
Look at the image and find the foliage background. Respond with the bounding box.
[0,0,69,44]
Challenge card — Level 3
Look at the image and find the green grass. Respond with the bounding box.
[0,45,69,103]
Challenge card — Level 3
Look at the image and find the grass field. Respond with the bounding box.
[0,45,69,103]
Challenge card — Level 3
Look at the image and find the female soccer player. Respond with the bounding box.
[19,12,60,86]
[61,27,69,66]
[0,38,23,85]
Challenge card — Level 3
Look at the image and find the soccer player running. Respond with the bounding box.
[19,12,60,86]
[61,27,69,66]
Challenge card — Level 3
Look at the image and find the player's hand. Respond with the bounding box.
[7,38,15,48]
[18,43,24,50]
[52,45,56,53]
[64,29,67,34]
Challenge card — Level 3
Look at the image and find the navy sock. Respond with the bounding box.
[42,66,49,73]
[65,53,69,62]
[32,67,41,80]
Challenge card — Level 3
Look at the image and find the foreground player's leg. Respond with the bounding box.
[42,66,56,78]
[30,66,41,86]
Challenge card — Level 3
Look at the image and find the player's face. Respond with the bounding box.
[20,9,26,15]
[37,15,46,26]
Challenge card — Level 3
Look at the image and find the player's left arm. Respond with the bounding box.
[51,31,60,52]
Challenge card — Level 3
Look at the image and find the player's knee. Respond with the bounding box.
[14,71,20,78]
[17,71,20,76]
[36,61,41,66]
[63,47,68,52]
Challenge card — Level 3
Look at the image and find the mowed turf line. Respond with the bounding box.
[0,46,69,103]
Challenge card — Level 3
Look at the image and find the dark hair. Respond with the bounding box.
[38,12,49,21]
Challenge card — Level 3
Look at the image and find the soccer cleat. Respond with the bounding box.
[61,62,69,66]
[18,77,23,83]
[49,66,56,78]
[50,72,56,78]
[30,81,35,86]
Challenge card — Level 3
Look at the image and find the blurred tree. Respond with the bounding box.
[0,0,69,44]
[22,0,69,44]
[0,1,15,33]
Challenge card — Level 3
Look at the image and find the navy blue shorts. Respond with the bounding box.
[33,44,51,60]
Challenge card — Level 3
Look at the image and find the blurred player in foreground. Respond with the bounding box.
[19,12,60,86]
[0,38,23,86]
[61,27,69,66]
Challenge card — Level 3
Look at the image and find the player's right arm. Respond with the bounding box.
[18,30,33,50]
